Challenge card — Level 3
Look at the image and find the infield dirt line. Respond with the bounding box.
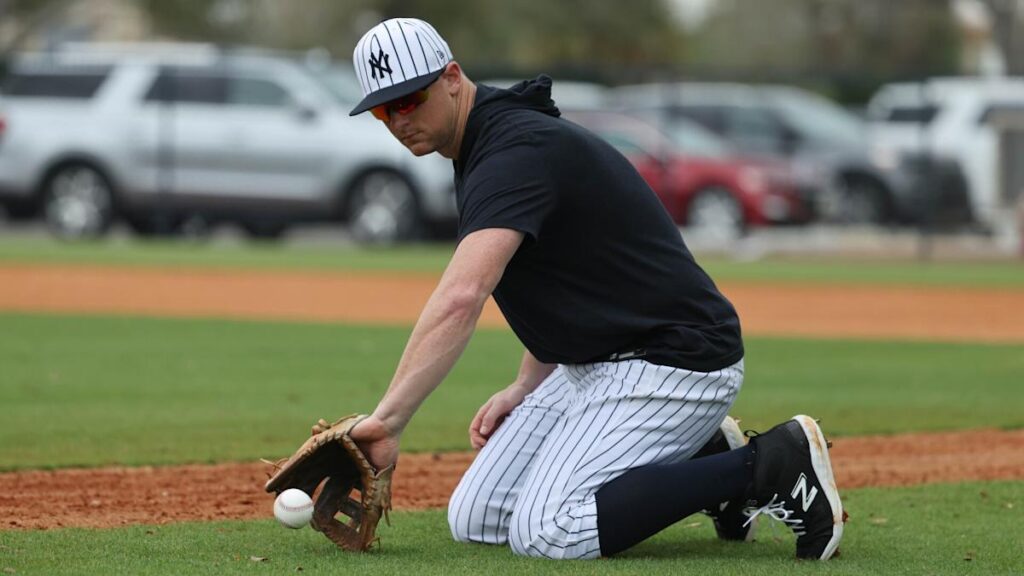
[1,428,1021,530]
[2,264,1024,343]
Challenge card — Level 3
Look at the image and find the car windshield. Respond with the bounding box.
[660,119,730,158]
[769,89,865,146]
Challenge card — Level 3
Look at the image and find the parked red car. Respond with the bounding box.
[563,110,809,236]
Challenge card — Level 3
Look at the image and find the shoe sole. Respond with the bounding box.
[793,414,844,560]
[719,415,756,542]
[720,415,746,451]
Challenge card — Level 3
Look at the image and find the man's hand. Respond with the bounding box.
[348,414,401,471]
[469,383,532,449]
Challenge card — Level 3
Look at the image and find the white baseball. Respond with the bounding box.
[273,488,313,529]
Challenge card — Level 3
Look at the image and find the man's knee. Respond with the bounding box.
[448,491,507,544]
[447,494,477,543]
[508,511,600,560]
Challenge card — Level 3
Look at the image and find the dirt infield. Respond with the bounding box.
[1,428,1021,530]
[1,263,1022,531]
[2,264,1024,342]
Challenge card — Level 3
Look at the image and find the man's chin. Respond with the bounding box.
[404,142,435,157]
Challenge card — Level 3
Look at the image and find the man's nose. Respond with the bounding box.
[389,110,410,128]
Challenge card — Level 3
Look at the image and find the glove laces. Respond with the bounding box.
[743,494,806,536]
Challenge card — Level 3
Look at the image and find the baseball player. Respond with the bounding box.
[345,18,844,560]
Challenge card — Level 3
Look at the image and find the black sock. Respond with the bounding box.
[595,444,754,556]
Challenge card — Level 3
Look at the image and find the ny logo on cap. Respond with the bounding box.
[369,48,393,80]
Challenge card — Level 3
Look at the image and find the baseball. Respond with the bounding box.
[273,488,314,529]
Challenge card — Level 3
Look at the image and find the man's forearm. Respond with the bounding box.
[367,227,524,437]
[371,284,484,434]
[510,350,557,394]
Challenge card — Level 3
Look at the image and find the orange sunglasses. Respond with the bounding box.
[370,89,430,122]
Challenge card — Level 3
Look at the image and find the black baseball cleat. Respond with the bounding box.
[694,415,757,542]
[745,415,845,560]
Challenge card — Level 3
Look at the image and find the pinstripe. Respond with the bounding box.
[661,371,738,464]
[598,373,718,472]
[490,424,552,543]
[531,532,600,559]
[513,403,579,547]
[433,23,452,59]
[531,399,614,537]
[415,33,430,73]
[454,359,743,559]
[366,34,383,90]
[613,371,724,470]
[456,408,534,540]
[519,364,621,543]
[452,377,569,533]
[513,361,641,552]
[536,362,645,538]
[477,400,564,540]
[512,370,606,547]
[382,21,407,81]
[555,367,701,505]
[513,364,619,553]
[419,23,450,63]
[396,20,420,76]
[354,35,369,94]
[571,369,702,474]
[448,370,571,543]
[661,365,742,465]
[417,27,445,68]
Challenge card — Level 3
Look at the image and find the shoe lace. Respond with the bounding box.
[743,494,805,535]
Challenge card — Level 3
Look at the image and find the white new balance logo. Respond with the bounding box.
[791,473,819,511]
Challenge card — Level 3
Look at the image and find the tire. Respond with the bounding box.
[838,177,888,225]
[1,199,39,221]
[125,213,184,238]
[240,219,287,240]
[346,171,421,244]
[42,163,115,240]
[686,187,745,241]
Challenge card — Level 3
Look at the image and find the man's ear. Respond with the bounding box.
[442,61,463,95]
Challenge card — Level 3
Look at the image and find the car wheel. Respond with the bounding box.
[687,187,745,241]
[241,220,287,240]
[125,213,184,237]
[43,163,115,239]
[347,171,420,244]
[839,177,888,224]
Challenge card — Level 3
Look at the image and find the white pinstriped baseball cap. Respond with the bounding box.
[349,18,454,116]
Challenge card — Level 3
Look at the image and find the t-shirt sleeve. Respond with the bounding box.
[458,141,555,242]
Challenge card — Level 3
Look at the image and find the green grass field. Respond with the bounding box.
[1,240,1022,574]
[1,313,1022,470]
[2,236,1024,286]
[1,482,1020,575]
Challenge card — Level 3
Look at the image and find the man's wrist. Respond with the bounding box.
[370,409,407,437]
[508,379,537,396]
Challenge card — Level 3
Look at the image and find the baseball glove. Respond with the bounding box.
[264,414,393,551]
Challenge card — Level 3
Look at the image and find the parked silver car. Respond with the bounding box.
[0,44,457,241]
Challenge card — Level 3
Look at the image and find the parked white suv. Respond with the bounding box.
[0,44,457,241]
[866,77,1024,229]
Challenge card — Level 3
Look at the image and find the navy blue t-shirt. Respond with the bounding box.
[453,77,743,372]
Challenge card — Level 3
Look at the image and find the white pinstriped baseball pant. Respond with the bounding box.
[447,358,744,559]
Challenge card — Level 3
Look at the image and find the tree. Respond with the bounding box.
[0,0,73,55]
[978,0,1024,74]
[684,0,960,101]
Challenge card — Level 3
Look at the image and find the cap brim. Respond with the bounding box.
[349,68,445,116]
